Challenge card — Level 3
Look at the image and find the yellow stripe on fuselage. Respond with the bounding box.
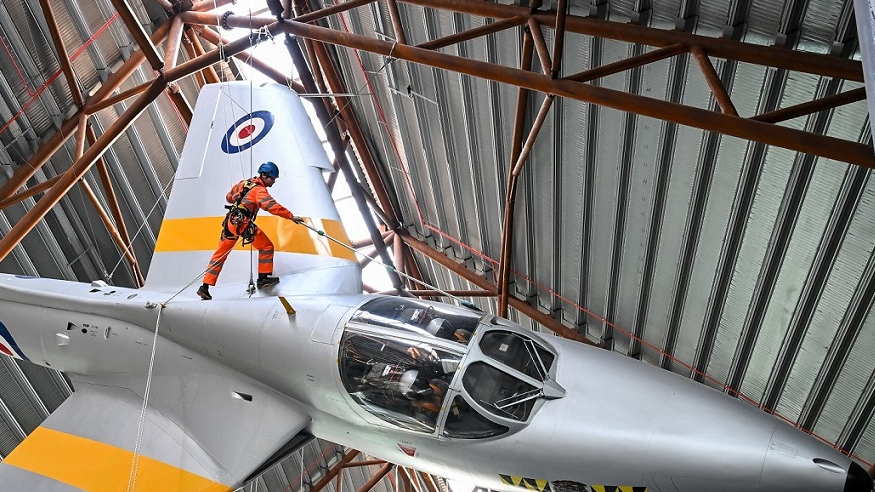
[5,427,231,492]
[154,216,356,261]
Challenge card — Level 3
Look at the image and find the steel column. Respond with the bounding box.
[0,79,168,263]
[498,29,534,317]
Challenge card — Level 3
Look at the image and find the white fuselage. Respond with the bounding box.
[0,273,868,492]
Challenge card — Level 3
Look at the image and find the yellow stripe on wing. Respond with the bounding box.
[154,216,356,261]
[5,427,231,492]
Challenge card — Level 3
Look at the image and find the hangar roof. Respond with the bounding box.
[0,0,873,489]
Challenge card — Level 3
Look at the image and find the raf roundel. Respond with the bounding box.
[0,319,27,361]
[221,110,275,154]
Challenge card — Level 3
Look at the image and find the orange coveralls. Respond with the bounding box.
[202,176,295,286]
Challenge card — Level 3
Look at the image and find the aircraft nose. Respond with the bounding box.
[844,461,873,492]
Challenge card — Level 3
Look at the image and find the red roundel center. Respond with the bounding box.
[0,345,12,357]
[237,124,257,139]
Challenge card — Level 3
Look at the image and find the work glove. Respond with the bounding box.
[292,216,305,224]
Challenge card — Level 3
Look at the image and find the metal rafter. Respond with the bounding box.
[183,6,871,161]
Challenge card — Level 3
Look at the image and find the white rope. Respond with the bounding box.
[107,178,174,281]
[295,221,479,309]
[125,302,164,492]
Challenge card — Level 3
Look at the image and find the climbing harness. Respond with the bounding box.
[222,179,259,245]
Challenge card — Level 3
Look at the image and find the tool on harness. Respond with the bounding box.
[222,180,258,245]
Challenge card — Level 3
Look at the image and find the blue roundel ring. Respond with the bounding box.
[221,110,275,154]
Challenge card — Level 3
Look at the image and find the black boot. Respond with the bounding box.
[257,274,279,289]
[197,284,212,300]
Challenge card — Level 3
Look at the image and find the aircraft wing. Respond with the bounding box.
[0,337,312,492]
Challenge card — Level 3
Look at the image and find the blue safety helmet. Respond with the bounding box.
[258,161,279,179]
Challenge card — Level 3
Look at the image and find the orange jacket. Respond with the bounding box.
[226,177,294,221]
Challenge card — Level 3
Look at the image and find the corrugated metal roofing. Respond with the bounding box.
[0,0,873,489]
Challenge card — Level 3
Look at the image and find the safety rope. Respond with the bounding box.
[107,178,174,281]
[295,220,479,311]
[125,301,164,492]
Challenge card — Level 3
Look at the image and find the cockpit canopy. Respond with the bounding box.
[349,296,480,344]
[339,297,564,439]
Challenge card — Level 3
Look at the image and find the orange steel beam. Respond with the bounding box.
[184,27,221,84]
[419,473,439,492]
[308,450,360,492]
[166,83,194,126]
[402,231,595,344]
[86,82,152,114]
[77,178,144,286]
[181,30,208,88]
[551,0,567,77]
[0,79,168,263]
[85,123,143,284]
[191,0,238,11]
[163,16,185,70]
[183,10,873,165]
[566,43,686,83]
[108,0,164,71]
[39,0,84,106]
[498,95,555,316]
[0,176,62,210]
[403,0,862,82]
[196,27,306,92]
[394,232,407,284]
[291,3,401,228]
[691,45,738,116]
[386,0,407,45]
[752,87,868,124]
[259,15,871,166]
[0,22,171,202]
[342,459,387,468]
[417,15,525,51]
[527,18,552,76]
[356,462,394,492]
[498,29,534,317]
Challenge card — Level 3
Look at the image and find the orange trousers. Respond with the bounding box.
[202,223,274,286]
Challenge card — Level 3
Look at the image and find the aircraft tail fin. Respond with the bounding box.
[145,82,360,294]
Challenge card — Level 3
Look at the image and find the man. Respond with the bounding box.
[197,161,302,300]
